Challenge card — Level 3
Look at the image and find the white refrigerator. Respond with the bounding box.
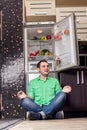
[24,13,79,90]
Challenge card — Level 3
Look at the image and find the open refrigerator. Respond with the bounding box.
[24,14,79,90]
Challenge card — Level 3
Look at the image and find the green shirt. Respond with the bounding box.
[27,76,62,106]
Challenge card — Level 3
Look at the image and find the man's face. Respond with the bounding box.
[38,62,50,76]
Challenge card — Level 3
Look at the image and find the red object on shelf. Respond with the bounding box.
[35,50,40,56]
[54,34,61,40]
[46,35,51,40]
[29,53,35,57]
[64,29,69,35]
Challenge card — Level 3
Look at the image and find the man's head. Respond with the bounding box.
[37,60,50,77]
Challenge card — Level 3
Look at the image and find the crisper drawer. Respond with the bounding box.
[25,0,56,16]
[28,60,54,72]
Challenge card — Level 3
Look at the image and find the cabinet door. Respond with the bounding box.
[59,69,85,110]
[56,7,87,41]
[53,14,79,72]
[81,70,87,110]
[25,0,55,16]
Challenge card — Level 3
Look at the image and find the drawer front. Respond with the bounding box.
[56,7,87,21]
[77,33,87,41]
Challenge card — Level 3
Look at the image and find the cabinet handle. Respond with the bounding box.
[35,12,47,15]
[81,70,84,84]
[77,71,80,84]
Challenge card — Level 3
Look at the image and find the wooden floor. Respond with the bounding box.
[8,118,87,130]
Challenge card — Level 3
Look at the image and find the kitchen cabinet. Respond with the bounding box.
[56,0,87,7]
[58,41,87,112]
[56,7,87,41]
[24,14,79,86]
[58,40,87,118]
[24,0,56,22]
[25,0,56,16]
[79,42,87,66]
[59,68,87,111]
[59,41,87,113]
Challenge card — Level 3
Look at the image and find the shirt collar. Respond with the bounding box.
[37,76,50,81]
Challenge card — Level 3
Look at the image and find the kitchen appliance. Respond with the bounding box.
[24,13,79,89]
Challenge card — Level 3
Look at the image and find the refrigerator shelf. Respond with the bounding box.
[27,39,52,46]
[28,56,54,61]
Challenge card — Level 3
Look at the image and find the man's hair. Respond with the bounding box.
[37,59,48,68]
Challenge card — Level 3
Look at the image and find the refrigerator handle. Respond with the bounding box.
[77,71,80,84]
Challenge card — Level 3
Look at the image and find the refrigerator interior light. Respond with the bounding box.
[37,29,43,34]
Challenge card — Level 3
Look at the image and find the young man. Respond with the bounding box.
[17,60,72,120]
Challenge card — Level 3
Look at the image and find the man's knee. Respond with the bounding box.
[21,97,32,107]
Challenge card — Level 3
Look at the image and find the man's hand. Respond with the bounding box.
[17,90,27,100]
[62,85,72,93]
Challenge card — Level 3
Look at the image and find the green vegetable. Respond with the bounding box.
[38,49,50,56]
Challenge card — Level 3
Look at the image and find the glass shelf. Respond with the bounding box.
[27,39,52,46]
[28,56,54,61]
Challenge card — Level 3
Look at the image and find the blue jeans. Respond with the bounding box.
[21,92,66,117]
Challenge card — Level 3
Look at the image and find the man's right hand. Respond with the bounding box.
[17,90,27,100]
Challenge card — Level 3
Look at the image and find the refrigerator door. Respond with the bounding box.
[53,13,79,71]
